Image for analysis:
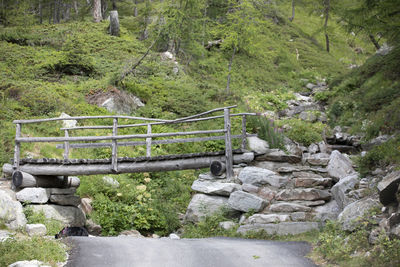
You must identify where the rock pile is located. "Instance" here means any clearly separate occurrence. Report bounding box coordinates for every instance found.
[184,140,363,235]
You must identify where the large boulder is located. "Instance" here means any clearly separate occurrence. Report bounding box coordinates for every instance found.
[0,189,27,230]
[338,198,382,231]
[247,136,269,154]
[228,191,267,212]
[238,167,288,188]
[27,204,86,227]
[59,112,77,128]
[275,188,331,201]
[327,150,356,181]
[377,171,400,206]
[305,153,330,166]
[25,224,47,236]
[314,200,341,222]
[191,180,240,196]
[331,174,359,210]
[237,222,320,235]
[16,188,50,204]
[184,194,236,223]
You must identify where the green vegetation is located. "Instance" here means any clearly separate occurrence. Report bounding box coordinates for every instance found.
[24,207,64,236]
[0,236,66,267]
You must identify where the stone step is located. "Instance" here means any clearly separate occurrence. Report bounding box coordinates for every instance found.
[269,202,311,212]
[294,177,332,188]
[275,188,331,201]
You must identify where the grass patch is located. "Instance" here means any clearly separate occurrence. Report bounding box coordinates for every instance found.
[24,207,64,236]
[0,236,66,267]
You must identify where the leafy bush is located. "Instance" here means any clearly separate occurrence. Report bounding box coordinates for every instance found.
[248,116,284,149]
[24,207,64,236]
[283,119,325,146]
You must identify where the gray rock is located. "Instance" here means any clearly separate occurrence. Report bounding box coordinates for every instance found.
[331,174,359,210]
[314,200,341,222]
[27,204,86,227]
[391,224,400,238]
[169,233,180,240]
[119,230,144,238]
[253,161,298,172]
[198,172,225,180]
[247,136,269,154]
[100,92,144,115]
[25,224,46,236]
[290,212,306,222]
[277,166,328,174]
[327,150,356,182]
[376,43,393,56]
[185,194,236,223]
[377,171,400,206]
[102,176,120,188]
[242,184,259,193]
[308,143,319,154]
[294,177,332,188]
[257,187,277,201]
[218,221,237,230]
[338,198,382,231]
[85,219,102,236]
[50,195,81,207]
[48,188,76,195]
[228,191,267,212]
[16,188,50,204]
[276,188,331,201]
[318,141,329,154]
[256,150,301,163]
[0,189,27,230]
[299,111,317,122]
[80,198,93,215]
[59,112,77,128]
[238,167,288,188]
[237,222,320,235]
[306,83,316,90]
[0,230,11,242]
[292,200,326,207]
[369,228,383,244]
[305,153,330,166]
[191,180,240,196]
[8,260,50,267]
[269,202,311,212]
[247,214,290,224]
[292,171,323,178]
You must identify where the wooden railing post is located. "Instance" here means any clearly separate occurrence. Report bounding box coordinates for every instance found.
[111,118,118,172]
[224,108,233,179]
[241,115,247,150]
[13,123,21,171]
[63,129,70,162]
[146,124,152,157]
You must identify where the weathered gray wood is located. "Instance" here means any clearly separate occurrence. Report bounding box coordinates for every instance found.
[210,161,226,176]
[11,153,254,176]
[13,123,21,170]
[168,105,237,123]
[13,115,171,125]
[17,129,226,143]
[63,129,70,161]
[111,118,118,172]
[146,124,152,157]
[55,134,258,149]
[3,164,80,188]
[241,115,247,150]
[224,108,233,179]
[60,113,258,131]
[109,10,120,36]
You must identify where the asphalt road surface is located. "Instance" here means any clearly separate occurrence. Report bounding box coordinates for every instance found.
[66,236,318,267]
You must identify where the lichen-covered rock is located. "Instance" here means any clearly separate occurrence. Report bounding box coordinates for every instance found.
[269,202,311,212]
[314,200,341,222]
[338,198,382,231]
[247,214,290,224]
[27,204,86,227]
[247,136,269,154]
[238,167,288,188]
[184,194,236,223]
[218,221,237,230]
[305,153,330,166]
[228,191,267,212]
[0,189,27,230]
[294,177,332,188]
[26,224,47,236]
[275,188,331,201]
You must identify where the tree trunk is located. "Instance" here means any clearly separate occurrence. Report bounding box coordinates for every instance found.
[369,34,381,50]
[109,10,120,36]
[226,46,237,94]
[323,0,330,53]
[289,0,295,22]
[101,0,107,19]
[93,0,102,22]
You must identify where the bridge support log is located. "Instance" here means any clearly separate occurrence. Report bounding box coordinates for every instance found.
[3,164,80,188]
[210,161,226,176]
[5,153,254,176]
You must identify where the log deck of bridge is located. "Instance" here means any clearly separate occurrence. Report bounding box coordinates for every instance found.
[9,106,259,184]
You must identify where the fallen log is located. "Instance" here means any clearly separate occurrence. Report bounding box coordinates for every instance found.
[2,164,80,188]
[210,161,226,176]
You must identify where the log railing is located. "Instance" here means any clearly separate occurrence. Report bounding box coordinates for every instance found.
[13,106,257,179]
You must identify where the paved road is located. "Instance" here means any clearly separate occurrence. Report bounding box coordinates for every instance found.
[66,236,318,267]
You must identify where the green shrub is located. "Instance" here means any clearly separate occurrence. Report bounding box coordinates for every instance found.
[283,119,325,146]
[248,116,285,149]
[0,236,66,267]
[24,207,64,236]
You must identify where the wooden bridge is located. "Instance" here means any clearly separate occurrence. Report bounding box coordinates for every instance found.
[6,106,258,186]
